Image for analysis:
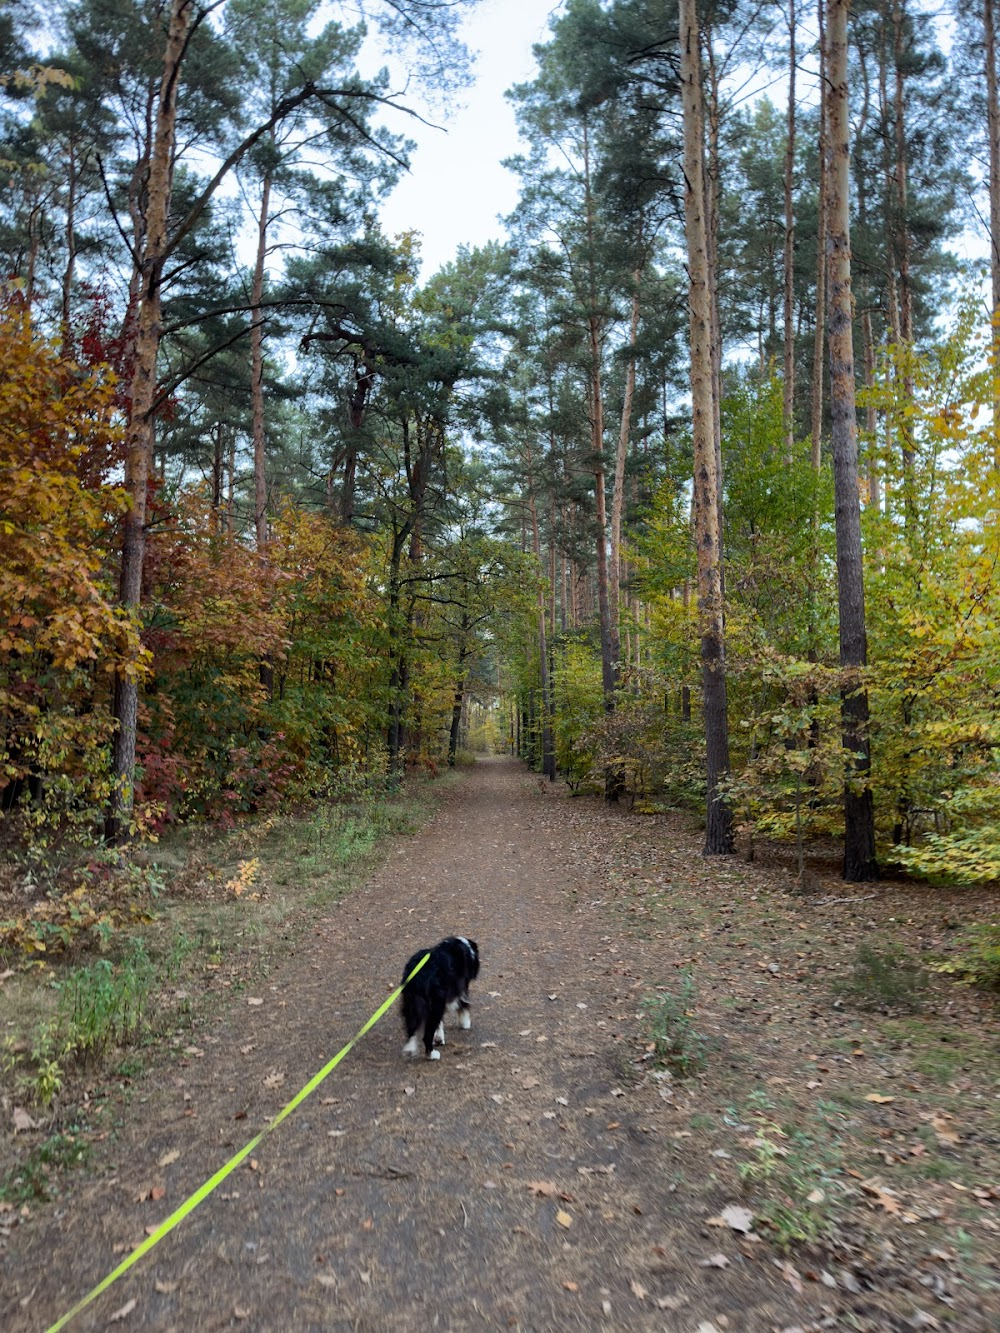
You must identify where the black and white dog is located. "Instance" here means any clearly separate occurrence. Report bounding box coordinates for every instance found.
[401,936,480,1060]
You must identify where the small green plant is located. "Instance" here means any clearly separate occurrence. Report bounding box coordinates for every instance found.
[55,940,154,1061]
[641,971,710,1076]
[834,939,927,1012]
[933,919,1000,991]
[735,1111,843,1251]
[0,1131,91,1205]
[738,1121,787,1184]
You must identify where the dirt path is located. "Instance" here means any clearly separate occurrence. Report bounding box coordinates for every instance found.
[3,758,998,1331]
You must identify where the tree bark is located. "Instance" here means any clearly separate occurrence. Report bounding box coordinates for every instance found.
[610,269,641,677]
[826,0,879,881]
[986,0,1000,459]
[250,167,274,696]
[810,0,828,468]
[680,0,734,855]
[107,0,193,844]
[783,0,797,460]
[251,169,272,554]
[528,483,556,781]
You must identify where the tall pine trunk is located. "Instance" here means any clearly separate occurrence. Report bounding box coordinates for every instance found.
[783,0,797,460]
[251,167,274,695]
[826,0,879,882]
[810,0,828,466]
[985,0,1000,458]
[680,0,733,855]
[107,0,192,843]
[610,269,641,677]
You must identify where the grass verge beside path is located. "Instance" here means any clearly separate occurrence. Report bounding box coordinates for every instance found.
[0,772,455,1211]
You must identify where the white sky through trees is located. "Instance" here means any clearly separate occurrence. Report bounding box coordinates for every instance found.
[371,0,551,274]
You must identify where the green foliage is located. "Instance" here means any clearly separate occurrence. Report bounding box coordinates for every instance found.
[0,1131,90,1205]
[933,920,1000,991]
[735,1103,843,1250]
[55,940,154,1061]
[862,306,1000,874]
[834,940,927,1012]
[640,972,710,1077]
[551,641,603,791]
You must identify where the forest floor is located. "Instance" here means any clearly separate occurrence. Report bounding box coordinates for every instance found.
[1,756,1000,1332]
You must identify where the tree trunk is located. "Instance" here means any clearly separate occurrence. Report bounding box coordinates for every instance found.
[61,140,78,359]
[680,0,734,855]
[783,0,797,460]
[610,270,641,677]
[892,0,916,519]
[251,169,272,553]
[528,487,556,781]
[703,28,725,568]
[810,0,828,467]
[986,0,1000,459]
[826,0,879,882]
[251,167,274,696]
[107,0,192,844]
[862,307,882,509]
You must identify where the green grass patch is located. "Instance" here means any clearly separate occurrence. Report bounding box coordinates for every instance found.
[0,1131,91,1205]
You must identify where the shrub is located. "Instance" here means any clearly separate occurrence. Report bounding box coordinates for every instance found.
[641,972,710,1076]
[835,939,927,1012]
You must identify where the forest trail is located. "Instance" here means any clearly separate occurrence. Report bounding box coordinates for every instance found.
[3,758,999,1332]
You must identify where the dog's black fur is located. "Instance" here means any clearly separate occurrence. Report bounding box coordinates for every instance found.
[401,936,480,1060]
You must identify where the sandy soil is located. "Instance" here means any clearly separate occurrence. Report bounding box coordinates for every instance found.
[2,757,998,1332]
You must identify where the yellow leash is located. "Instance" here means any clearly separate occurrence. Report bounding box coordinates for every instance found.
[45,952,429,1333]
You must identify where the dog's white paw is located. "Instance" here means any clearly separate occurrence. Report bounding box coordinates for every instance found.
[459,1010,471,1030]
[433,1024,446,1045]
[403,1036,420,1057]
[429,1049,441,1061]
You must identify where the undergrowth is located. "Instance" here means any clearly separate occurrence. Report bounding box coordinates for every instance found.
[641,971,711,1076]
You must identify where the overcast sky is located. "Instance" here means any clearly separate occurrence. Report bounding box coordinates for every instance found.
[374,0,553,276]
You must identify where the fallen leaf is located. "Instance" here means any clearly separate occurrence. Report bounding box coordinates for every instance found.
[655,1294,688,1311]
[860,1178,902,1214]
[865,1093,895,1104]
[555,1097,569,1106]
[556,1210,572,1228]
[563,1281,579,1292]
[157,1149,180,1168]
[109,1297,137,1322]
[707,1205,754,1233]
[247,997,264,1006]
[699,1253,730,1269]
[630,1279,648,1300]
[263,1070,285,1089]
[150,1186,166,1202]
[0,968,14,983]
[776,1259,804,1294]
[234,1304,250,1319]
[359,1271,371,1285]
[316,1274,337,1288]
[929,1114,960,1146]
[527,1181,559,1197]
[13,1108,40,1133]
[154,1280,177,1294]
[606,1122,621,1131]
[522,1076,540,1090]
[610,1088,625,1098]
